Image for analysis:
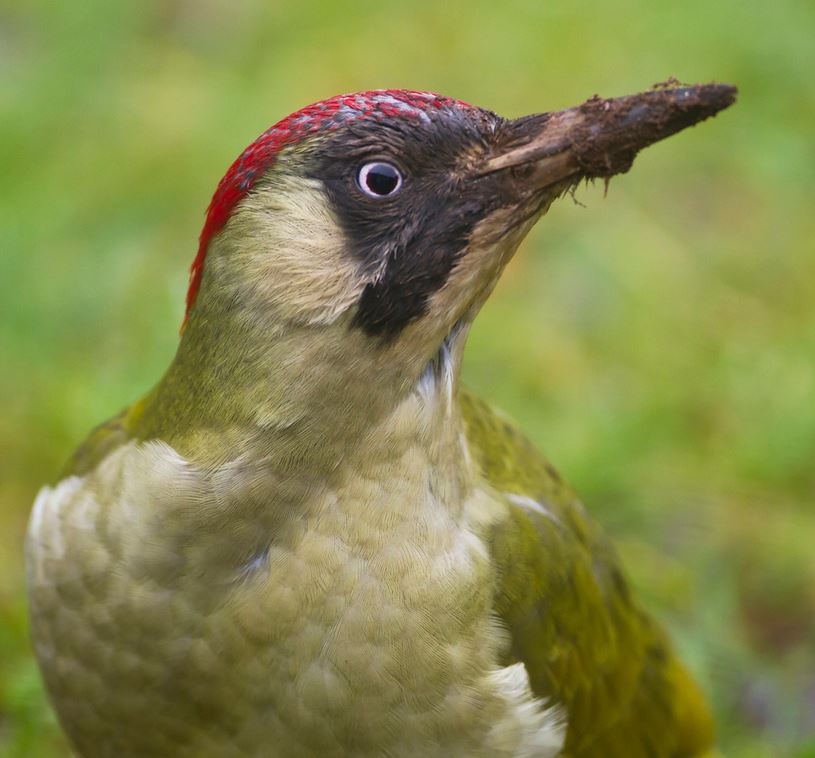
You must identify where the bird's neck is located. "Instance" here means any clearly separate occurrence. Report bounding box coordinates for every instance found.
[138,306,471,493]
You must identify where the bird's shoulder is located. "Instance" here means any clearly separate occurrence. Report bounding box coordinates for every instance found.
[458,386,715,758]
[59,392,154,480]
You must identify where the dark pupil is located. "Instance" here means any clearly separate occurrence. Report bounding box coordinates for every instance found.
[365,164,399,195]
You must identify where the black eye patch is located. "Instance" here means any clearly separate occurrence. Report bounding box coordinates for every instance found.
[305,109,504,340]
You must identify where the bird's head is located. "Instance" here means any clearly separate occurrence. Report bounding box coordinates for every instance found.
[163,85,735,449]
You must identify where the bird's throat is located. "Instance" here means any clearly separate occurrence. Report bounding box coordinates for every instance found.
[415,319,467,405]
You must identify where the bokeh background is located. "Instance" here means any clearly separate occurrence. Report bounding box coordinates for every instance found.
[2,0,813,755]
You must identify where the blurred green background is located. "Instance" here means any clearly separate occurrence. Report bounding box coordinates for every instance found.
[1,0,813,755]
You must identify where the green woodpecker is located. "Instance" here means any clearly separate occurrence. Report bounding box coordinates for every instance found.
[27,84,736,757]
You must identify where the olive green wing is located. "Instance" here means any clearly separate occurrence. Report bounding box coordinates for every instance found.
[459,387,715,758]
[61,392,152,479]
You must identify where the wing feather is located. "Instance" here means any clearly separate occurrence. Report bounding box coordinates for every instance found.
[459,387,715,757]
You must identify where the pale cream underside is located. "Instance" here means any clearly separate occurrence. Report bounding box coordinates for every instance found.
[27,385,564,757]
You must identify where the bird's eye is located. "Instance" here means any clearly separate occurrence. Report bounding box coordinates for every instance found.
[356,162,403,198]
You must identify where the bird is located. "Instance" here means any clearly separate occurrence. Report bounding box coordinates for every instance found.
[26,83,736,757]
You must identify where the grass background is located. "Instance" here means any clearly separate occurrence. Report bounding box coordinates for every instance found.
[1,0,813,755]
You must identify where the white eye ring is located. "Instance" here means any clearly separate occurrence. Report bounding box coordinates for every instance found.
[356,161,403,198]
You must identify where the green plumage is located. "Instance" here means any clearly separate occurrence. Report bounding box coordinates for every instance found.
[55,386,715,756]
[460,388,714,756]
[28,85,734,756]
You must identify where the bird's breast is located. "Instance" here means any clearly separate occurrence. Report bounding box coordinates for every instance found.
[27,435,561,756]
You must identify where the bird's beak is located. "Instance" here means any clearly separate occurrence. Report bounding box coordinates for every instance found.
[480,82,737,190]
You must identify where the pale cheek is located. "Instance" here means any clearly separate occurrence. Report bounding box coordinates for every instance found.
[213,177,366,327]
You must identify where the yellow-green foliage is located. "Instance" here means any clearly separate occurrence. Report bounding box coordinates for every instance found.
[2,1,813,756]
